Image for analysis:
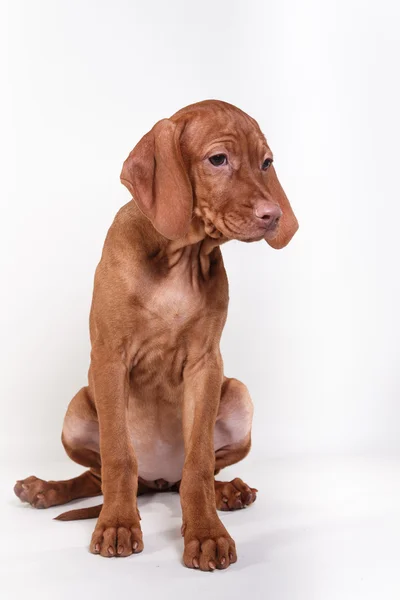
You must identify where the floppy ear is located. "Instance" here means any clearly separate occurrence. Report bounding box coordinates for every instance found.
[265,166,299,249]
[120,119,193,240]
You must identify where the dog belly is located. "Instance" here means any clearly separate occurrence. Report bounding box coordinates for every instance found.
[128,390,186,485]
[134,435,185,484]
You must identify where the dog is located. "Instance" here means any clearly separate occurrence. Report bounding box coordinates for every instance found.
[14,100,298,571]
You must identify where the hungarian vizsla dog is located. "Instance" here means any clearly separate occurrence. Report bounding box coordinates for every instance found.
[14,100,298,571]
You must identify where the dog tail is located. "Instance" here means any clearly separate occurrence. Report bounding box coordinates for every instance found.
[54,503,103,521]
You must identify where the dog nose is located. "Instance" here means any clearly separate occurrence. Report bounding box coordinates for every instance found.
[254,202,282,229]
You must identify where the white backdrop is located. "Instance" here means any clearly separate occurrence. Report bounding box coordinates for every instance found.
[1,0,400,464]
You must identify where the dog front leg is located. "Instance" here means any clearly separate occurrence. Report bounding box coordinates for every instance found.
[180,352,237,571]
[88,354,143,557]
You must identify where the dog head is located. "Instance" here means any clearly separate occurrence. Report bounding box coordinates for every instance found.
[121,100,298,248]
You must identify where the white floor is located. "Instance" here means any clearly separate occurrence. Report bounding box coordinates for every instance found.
[1,456,400,600]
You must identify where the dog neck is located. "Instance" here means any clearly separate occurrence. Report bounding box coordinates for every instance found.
[155,215,227,279]
[120,201,226,279]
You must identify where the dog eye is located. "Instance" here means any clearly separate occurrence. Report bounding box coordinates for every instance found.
[262,158,273,170]
[209,154,227,166]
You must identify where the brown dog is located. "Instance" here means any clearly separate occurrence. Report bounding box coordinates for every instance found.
[14,100,298,571]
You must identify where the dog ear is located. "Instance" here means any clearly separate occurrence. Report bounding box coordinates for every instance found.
[120,119,193,240]
[265,166,299,249]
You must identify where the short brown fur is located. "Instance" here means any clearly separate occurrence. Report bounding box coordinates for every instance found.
[14,100,298,571]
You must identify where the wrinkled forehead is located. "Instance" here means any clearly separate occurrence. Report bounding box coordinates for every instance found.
[171,102,268,157]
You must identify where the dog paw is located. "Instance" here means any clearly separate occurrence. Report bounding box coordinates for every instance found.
[90,516,143,557]
[215,477,257,511]
[14,476,63,508]
[183,520,237,571]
